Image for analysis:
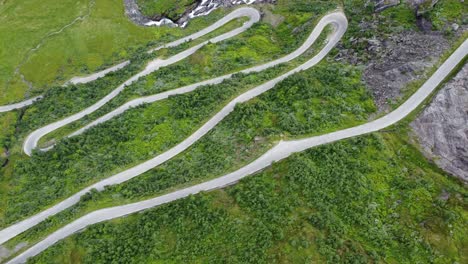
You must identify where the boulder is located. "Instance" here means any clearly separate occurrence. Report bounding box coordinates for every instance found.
[411,64,468,182]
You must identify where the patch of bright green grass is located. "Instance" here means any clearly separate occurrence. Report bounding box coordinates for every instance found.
[0,0,90,104]
[430,0,467,30]
[381,3,417,30]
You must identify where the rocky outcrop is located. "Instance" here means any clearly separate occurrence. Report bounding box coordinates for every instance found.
[338,0,466,110]
[411,64,468,182]
[362,31,450,110]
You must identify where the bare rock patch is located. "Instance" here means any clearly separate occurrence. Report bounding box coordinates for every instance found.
[411,64,468,182]
[362,31,450,110]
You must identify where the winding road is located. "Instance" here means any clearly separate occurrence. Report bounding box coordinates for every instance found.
[1,7,467,264]
[0,8,259,121]
[0,9,342,247]
[52,11,345,145]
[22,7,261,156]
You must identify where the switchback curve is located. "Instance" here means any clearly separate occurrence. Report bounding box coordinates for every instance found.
[0,7,260,115]
[46,10,348,150]
[7,37,467,264]
[4,8,467,263]
[0,10,346,247]
[22,7,261,156]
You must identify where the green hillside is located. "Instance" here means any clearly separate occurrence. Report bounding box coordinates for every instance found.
[0,0,466,263]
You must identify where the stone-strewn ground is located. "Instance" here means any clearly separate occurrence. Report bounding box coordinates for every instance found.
[337,0,465,111]
[411,64,468,182]
[335,0,467,181]
[362,31,450,110]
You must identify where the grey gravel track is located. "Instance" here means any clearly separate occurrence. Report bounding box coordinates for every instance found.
[4,12,468,264]
[0,61,129,113]
[67,61,131,85]
[22,7,260,156]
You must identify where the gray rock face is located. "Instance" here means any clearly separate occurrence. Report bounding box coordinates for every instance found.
[373,0,440,14]
[411,64,468,182]
[363,31,450,110]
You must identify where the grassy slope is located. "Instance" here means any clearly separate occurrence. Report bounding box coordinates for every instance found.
[4,0,464,228]
[0,0,90,104]
[1,59,374,244]
[429,0,467,30]
[0,0,227,105]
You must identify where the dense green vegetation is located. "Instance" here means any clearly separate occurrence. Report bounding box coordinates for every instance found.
[0,59,377,256]
[2,59,374,228]
[0,0,337,228]
[2,66,283,226]
[27,12,324,147]
[28,132,467,263]
[18,17,247,138]
[82,62,374,201]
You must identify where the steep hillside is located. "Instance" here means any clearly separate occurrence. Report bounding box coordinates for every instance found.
[0,0,466,263]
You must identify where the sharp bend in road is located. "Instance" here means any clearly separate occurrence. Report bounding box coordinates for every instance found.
[22,7,260,156]
[6,39,468,264]
[71,6,269,85]
[0,7,259,120]
[60,10,352,145]
[0,11,345,247]
[7,38,468,264]
[4,12,468,264]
